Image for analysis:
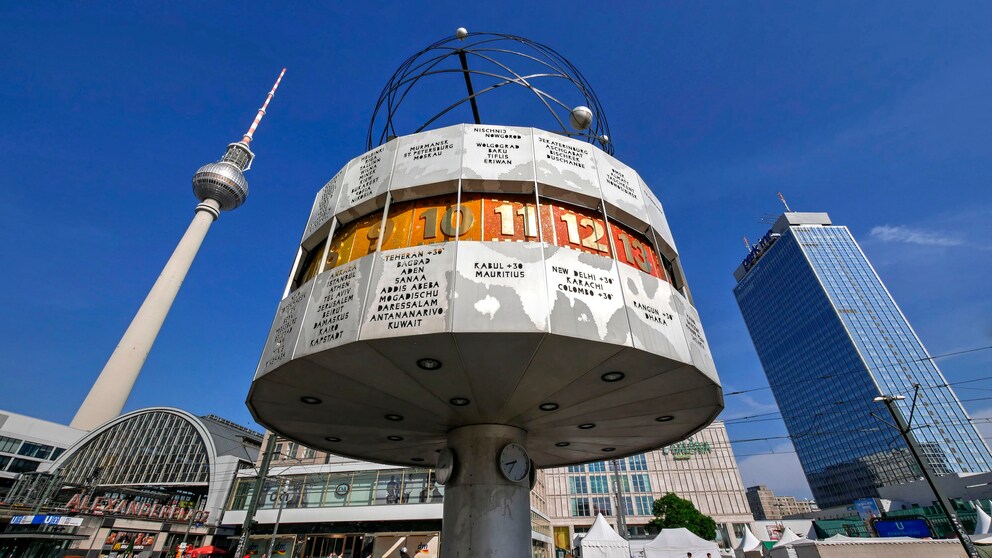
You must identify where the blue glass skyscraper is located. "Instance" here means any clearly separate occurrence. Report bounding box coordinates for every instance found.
[733,212,992,508]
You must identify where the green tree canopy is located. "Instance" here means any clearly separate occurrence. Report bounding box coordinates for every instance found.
[650,492,717,540]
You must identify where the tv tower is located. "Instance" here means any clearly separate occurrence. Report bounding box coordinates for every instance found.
[70,69,286,430]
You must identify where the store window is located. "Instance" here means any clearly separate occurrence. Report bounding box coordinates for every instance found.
[302,473,328,507]
[349,472,377,506]
[376,472,404,505]
[403,470,430,504]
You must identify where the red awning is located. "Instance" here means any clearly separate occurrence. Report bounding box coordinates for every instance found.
[189,546,228,556]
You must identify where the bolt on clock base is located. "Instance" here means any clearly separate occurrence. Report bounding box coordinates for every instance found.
[441,424,531,558]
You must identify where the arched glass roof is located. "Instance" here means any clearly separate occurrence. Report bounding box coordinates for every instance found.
[56,409,211,487]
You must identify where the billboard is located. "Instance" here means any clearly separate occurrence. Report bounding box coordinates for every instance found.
[872,516,933,539]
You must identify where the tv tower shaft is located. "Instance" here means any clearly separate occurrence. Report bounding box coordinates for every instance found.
[70,70,285,430]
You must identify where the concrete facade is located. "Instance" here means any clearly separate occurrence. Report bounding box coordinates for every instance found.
[0,410,86,496]
[541,421,753,550]
[747,485,819,520]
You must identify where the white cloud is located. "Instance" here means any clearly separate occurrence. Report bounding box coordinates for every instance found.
[869,225,964,247]
[735,441,814,501]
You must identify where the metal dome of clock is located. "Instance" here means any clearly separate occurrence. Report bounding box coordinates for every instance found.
[247,28,723,558]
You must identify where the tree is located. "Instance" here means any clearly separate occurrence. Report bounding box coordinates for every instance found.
[650,492,717,540]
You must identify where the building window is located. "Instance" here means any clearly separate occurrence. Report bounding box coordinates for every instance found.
[622,496,634,515]
[569,477,588,494]
[590,475,609,494]
[571,498,591,517]
[7,458,40,473]
[0,436,21,454]
[591,496,612,516]
[588,461,606,472]
[631,474,651,492]
[17,442,54,460]
[627,454,648,471]
[568,464,585,473]
[635,495,654,516]
[0,455,10,470]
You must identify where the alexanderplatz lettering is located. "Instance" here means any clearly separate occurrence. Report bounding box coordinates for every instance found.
[65,493,209,523]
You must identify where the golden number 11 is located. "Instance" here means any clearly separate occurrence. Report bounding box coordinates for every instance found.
[494,204,538,237]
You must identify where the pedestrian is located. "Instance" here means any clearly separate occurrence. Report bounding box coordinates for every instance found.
[399,547,411,558]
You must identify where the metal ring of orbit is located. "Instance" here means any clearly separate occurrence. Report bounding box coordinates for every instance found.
[367,31,613,155]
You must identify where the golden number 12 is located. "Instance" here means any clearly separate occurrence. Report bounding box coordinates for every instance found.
[562,213,608,253]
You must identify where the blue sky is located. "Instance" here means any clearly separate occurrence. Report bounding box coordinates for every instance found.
[2,2,990,499]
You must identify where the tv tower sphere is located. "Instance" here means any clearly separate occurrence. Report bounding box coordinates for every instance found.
[192,158,250,211]
[248,32,720,558]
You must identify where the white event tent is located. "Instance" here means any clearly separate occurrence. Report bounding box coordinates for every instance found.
[768,527,807,558]
[643,528,720,558]
[580,514,631,558]
[734,525,763,558]
[975,505,992,536]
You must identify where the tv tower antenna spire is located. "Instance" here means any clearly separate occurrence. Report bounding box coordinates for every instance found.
[71,69,286,430]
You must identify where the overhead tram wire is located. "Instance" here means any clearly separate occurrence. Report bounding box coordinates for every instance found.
[720,344,992,427]
[722,344,992,398]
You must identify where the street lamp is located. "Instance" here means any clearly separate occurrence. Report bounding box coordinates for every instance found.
[872,392,978,557]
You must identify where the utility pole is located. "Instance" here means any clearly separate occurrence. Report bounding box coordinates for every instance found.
[234,435,278,558]
[873,391,978,558]
[610,459,628,539]
[180,494,204,554]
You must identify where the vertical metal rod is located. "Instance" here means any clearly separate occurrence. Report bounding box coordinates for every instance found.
[267,480,287,558]
[610,459,628,539]
[878,396,978,557]
[180,494,203,552]
[234,435,278,558]
[457,51,482,124]
[31,472,58,515]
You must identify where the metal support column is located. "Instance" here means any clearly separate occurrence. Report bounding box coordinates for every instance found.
[442,425,531,558]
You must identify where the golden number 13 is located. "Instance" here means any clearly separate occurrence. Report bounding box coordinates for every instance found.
[617,231,653,273]
[560,213,609,253]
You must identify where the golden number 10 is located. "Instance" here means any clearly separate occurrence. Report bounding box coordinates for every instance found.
[420,205,475,238]
[617,230,653,273]
[560,213,609,253]
[494,204,538,237]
